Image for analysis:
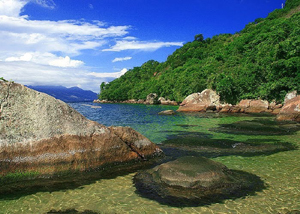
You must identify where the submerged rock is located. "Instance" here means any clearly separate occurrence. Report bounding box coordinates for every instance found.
[160,135,297,159]
[211,119,300,135]
[158,110,176,115]
[134,156,264,206]
[177,89,220,112]
[0,82,162,181]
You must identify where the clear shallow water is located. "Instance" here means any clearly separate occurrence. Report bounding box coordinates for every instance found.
[1,103,299,214]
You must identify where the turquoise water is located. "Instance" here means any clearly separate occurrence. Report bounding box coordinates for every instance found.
[0,103,299,214]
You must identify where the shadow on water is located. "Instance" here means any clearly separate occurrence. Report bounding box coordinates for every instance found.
[211,118,300,136]
[160,135,297,159]
[0,158,162,201]
[175,124,201,128]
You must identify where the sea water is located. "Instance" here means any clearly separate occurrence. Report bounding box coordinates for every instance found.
[0,103,299,214]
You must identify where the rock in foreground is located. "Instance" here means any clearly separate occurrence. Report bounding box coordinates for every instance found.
[134,156,264,206]
[0,82,162,181]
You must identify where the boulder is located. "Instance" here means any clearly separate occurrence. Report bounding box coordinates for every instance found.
[134,156,264,206]
[219,104,232,113]
[158,110,176,115]
[238,99,251,109]
[158,97,178,106]
[238,99,269,113]
[93,99,101,103]
[269,101,282,110]
[145,93,160,105]
[229,106,241,113]
[277,96,300,122]
[177,89,220,112]
[0,82,162,179]
[284,90,297,104]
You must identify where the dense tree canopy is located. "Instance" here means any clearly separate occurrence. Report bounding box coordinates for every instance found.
[100,0,300,104]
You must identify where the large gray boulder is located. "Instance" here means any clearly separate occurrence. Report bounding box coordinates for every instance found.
[0,82,162,180]
[134,156,264,206]
[177,89,220,112]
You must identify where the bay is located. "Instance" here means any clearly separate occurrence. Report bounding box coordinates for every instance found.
[0,102,299,214]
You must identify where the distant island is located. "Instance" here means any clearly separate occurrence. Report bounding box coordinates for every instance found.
[99,0,300,105]
[27,85,98,102]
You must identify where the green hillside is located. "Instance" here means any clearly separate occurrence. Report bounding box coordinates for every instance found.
[100,0,300,104]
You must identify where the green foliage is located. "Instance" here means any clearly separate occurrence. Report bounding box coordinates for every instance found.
[194,34,204,42]
[0,77,8,82]
[100,1,300,104]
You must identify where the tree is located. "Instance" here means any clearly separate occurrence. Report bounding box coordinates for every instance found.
[194,34,204,42]
[100,82,106,91]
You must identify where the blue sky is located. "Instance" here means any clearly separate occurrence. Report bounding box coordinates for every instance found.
[0,0,284,92]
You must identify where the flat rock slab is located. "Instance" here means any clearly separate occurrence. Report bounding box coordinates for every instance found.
[134,156,264,206]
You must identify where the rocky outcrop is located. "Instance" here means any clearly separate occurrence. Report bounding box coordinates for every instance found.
[158,97,179,106]
[237,99,270,113]
[284,90,297,104]
[134,156,264,206]
[94,96,178,106]
[177,90,284,114]
[277,95,300,122]
[177,89,220,112]
[145,93,159,105]
[0,82,162,179]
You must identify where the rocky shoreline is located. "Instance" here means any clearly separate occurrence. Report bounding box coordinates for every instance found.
[94,93,179,106]
[94,89,300,122]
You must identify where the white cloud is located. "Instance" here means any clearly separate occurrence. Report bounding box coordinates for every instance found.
[0,0,27,17]
[103,40,184,52]
[4,52,84,68]
[5,52,33,61]
[87,68,128,78]
[112,56,132,63]
[49,56,84,68]
[33,0,56,9]
[123,36,137,40]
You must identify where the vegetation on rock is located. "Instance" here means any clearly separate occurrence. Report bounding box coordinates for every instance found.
[99,0,300,104]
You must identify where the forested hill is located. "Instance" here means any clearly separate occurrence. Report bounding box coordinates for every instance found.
[99,0,300,104]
